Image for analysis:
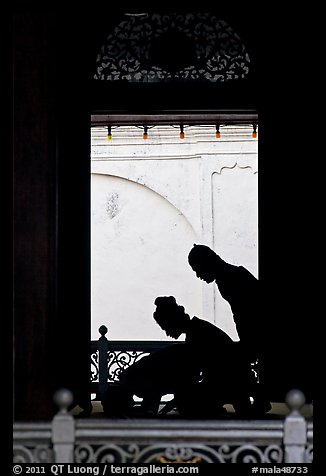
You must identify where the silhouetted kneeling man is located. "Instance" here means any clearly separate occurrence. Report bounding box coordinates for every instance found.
[152,296,255,417]
[188,244,271,415]
[102,295,255,418]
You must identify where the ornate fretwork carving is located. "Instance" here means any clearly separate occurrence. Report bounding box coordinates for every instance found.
[91,339,182,385]
[75,443,283,464]
[107,350,149,382]
[91,349,149,383]
[13,445,54,463]
[94,13,250,83]
[90,350,99,382]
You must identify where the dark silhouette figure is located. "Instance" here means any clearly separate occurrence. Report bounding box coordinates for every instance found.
[151,296,255,417]
[101,295,255,418]
[119,342,199,416]
[102,339,200,417]
[188,243,271,414]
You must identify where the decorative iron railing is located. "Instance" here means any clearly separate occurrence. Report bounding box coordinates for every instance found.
[13,388,313,464]
[13,422,54,463]
[90,325,185,400]
[14,326,313,465]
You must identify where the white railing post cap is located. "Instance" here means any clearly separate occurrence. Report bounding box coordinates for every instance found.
[285,389,306,413]
[53,388,74,413]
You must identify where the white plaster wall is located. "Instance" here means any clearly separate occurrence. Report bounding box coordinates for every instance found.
[212,166,258,339]
[91,173,202,341]
[91,125,258,342]
[92,157,202,237]
[212,166,258,275]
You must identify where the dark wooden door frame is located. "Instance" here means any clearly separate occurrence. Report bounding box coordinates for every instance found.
[12,11,312,422]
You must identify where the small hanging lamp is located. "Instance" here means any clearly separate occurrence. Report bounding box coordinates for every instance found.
[143,125,148,140]
[252,123,257,138]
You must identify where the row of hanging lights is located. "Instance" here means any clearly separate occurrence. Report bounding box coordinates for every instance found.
[106,124,258,141]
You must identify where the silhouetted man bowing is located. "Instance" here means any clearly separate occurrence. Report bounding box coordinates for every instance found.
[188,244,271,415]
[102,295,256,418]
[152,296,254,417]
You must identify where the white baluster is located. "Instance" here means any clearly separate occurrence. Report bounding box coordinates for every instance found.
[52,388,75,463]
[284,389,307,463]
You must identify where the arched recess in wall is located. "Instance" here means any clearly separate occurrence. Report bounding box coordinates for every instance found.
[91,173,202,340]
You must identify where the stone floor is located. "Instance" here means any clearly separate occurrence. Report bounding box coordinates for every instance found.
[71,399,313,420]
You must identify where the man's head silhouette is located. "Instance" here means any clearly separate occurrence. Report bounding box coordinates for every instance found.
[153,296,190,339]
[188,244,222,283]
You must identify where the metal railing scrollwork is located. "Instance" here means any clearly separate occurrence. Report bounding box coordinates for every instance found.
[13,388,313,464]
